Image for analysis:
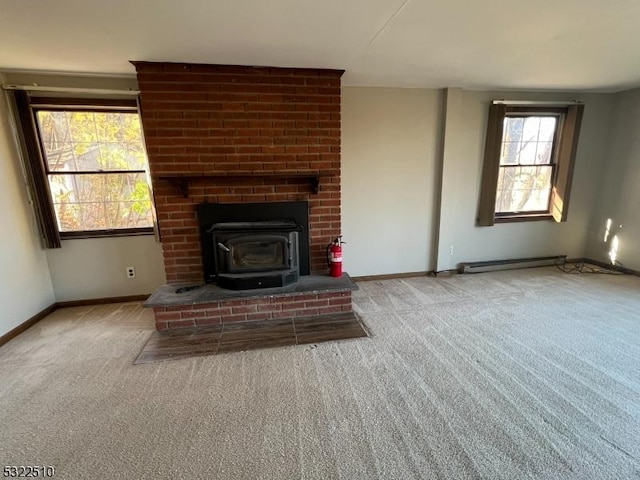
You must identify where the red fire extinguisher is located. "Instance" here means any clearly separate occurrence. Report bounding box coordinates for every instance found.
[327,236,345,278]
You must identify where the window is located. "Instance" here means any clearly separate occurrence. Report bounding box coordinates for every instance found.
[478,103,584,226]
[9,92,154,243]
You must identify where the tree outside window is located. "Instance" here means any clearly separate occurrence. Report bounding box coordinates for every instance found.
[34,107,153,235]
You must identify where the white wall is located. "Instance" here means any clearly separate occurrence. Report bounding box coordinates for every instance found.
[342,87,443,276]
[586,88,640,270]
[46,236,165,302]
[0,82,56,336]
[436,89,615,271]
[2,71,166,304]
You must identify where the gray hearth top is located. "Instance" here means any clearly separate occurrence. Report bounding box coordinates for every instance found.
[144,273,358,308]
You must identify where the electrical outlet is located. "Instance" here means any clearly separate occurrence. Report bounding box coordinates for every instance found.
[449,245,454,256]
[126,266,136,279]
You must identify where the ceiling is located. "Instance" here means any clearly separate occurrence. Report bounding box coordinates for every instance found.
[2,0,640,91]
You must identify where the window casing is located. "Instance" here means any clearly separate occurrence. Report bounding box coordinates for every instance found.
[478,104,584,226]
[10,93,154,243]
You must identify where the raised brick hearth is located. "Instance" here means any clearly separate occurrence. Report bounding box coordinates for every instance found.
[153,291,352,330]
[135,61,351,331]
[145,274,358,331]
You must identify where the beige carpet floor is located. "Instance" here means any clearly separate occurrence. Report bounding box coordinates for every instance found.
[1,267,639,479]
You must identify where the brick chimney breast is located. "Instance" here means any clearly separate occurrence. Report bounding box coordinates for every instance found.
[132,62,344,283]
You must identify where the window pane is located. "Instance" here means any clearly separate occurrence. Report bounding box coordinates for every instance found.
[36,111,146,172]
[495,165,553,213]
[538,117,557,142]
[48,173,153,231]
[500,116,557,166]
[534,141,554,165]
[500,117,523,165]
[518,136,539,165]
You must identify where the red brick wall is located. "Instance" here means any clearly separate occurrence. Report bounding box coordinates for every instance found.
[134,62,343,283]
[153,291,352,331]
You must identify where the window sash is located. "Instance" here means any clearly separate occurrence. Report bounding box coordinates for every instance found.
[48,170,146,175]
[494,164,556,215]
[30,97,137,110]
[501,113,561,168]
[47,170,153,234]
[60,227,154,239]
[34,108,146,174]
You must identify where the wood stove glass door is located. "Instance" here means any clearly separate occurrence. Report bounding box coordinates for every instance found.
[224,235,289,273]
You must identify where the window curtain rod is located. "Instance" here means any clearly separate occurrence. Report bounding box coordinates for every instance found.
[492,100,582,106]
[2,84,140,96]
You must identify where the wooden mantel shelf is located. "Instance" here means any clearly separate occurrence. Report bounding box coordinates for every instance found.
[155,171,335,197]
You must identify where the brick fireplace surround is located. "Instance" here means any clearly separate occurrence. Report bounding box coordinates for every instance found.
[134,62,354,331]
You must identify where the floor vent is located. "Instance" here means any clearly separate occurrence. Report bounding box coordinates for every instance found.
[459,255,566,274]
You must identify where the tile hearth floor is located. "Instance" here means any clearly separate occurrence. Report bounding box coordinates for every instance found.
[135,312,368,364]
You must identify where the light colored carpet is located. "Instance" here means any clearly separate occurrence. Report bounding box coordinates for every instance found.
[1,267,639,479]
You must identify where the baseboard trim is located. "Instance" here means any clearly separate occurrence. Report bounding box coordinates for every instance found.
[582,258,640,277]
[565,257,585,264]
[56,294,151,308]
[0,303,56,347]
[0,294,152,347]
[351,271,430,282]
[434,269,458,277]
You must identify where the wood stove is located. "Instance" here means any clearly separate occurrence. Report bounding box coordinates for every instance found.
[209,221,301,290]
[196,201,310,290]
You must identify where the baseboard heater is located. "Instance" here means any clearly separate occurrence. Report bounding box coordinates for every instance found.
[459,255,566,274]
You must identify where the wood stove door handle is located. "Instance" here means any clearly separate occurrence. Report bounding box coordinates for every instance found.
[217,242,231,252]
